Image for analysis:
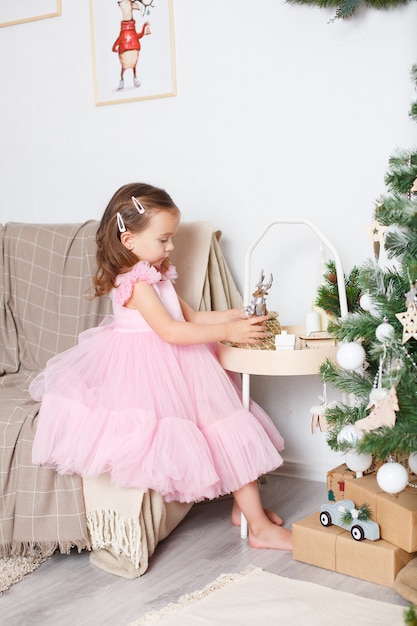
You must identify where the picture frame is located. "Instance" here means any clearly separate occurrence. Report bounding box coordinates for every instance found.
[89,0,176,107]
[0,0,62,28]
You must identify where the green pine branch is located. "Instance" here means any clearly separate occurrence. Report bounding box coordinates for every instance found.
[409,64,417,123]
[285,0,410,19]
[364,0,408,5]
[384,150,417,195]
[315,260,361,317]
[321,358,372,397]
[340,503,373,525]
[376,194,417,229]
[333,0,362,19]
[405,604,417,625]
[358,428,417,459]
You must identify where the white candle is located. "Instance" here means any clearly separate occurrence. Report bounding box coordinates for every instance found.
[305,311,321,337]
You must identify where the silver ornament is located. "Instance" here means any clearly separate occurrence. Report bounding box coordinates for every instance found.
[375,319,395,342]
[337,424,361,444]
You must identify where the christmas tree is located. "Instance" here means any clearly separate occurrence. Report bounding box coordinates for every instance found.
[320,65,417,480]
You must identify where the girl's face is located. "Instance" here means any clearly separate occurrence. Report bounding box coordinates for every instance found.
[122,210,180,267]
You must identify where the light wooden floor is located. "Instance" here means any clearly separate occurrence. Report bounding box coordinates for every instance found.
[1,475,410,626]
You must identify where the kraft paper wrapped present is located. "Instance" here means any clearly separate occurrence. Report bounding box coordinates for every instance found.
[293,513,345,571]
[293,513,417,588]
[326,464,357,501]
[345,473,417,553]
[326,462,383,502]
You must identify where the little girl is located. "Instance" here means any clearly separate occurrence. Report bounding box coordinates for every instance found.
[30,182,292,551]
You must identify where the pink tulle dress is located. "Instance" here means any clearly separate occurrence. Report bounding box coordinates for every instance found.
[30,262,284,503]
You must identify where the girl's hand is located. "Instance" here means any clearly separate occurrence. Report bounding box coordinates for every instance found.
[225,315,270,344]
[227,308,251,321]
[224,308,262,322]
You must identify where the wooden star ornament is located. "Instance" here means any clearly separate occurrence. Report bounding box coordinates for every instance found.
[366,220,387,244]
[366,219,387,261]
[396,302,417,343]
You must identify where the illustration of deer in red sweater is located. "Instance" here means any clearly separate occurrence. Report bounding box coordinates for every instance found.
[113,0,152,90]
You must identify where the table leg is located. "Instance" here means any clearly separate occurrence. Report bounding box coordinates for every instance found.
[240,372,250,539]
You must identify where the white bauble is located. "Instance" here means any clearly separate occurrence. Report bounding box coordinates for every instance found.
[345,451,372,477]
[359,293,373,312]
[336,342,366,371]
[375,321,395,342]
[408,453,417,475]
[376,461,408,494]
[337,424,362,444]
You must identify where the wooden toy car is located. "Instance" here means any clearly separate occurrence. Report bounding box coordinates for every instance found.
[319,499,380,541]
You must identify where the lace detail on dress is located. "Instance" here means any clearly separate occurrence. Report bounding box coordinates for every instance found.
[115,262,177,305]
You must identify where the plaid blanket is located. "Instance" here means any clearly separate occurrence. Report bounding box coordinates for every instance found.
[0,221,111,557]
[0,220,242,559]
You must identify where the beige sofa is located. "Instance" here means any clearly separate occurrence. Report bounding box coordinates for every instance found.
[0,220,241,577]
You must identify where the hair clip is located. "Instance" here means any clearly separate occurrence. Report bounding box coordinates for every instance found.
[116,212,126,233]
[132,196,146,214]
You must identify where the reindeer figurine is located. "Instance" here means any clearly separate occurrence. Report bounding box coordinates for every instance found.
[244,270,273,317]
[112,0,152,91]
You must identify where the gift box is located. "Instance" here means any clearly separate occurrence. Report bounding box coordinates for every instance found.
[326,461,384,502]
[293,513,345,571]
[326,464,357,501]
[293,513,417,587]
[345,473,417,553]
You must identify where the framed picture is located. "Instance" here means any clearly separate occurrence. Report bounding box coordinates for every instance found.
[90,0,176,106]
[0,0,61,28]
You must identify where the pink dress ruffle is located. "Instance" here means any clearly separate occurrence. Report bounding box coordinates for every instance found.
[30,261,284,503]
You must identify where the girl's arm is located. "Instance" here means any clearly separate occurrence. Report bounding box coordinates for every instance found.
[178,296,245,325]
[127,281,269,346]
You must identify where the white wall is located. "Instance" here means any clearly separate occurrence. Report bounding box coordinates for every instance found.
[1,0,417,481]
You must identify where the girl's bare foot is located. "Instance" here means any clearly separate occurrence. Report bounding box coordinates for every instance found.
[231,481,290,549]
[232,503,283,527]
[248,522,293,551]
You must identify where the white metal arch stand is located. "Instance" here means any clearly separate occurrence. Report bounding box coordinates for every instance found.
[218,219,348,539]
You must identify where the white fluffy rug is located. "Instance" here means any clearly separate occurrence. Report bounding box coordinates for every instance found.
[0,551,48,595]
[129,566,407,625]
